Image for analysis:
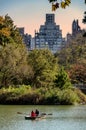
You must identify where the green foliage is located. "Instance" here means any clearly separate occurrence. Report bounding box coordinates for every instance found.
[56,33,86,67]
[55,67,72,89]
[8,85,31,95]
[0,86,85,105]
[60,89,80,105]
[0,43,33,88]
[56,33,86,84]
[28,49,58,88]
[0,14,23,46]
[75,88,86,104]
[0,15,33,88]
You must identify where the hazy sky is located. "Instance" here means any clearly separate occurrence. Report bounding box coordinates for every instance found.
[0,0,86,37]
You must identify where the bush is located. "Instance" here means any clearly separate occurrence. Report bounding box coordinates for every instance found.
[0,85,86,105]
[60,89,80,105]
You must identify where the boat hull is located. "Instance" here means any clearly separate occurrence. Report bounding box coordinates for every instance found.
[25,116,36,120]
[25,115,46,120]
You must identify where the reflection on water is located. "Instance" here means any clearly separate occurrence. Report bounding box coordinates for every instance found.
[0,105,86,130]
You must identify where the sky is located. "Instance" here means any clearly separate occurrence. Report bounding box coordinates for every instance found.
[0,0,86,37]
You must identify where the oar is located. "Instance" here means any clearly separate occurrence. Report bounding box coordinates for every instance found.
[17,112,29,115]
[41,113,53,115]
[17,112,52,116]
[48,113,53,115]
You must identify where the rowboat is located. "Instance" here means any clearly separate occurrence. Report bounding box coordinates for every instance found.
[25,115,46,120]
[25,116,36,120]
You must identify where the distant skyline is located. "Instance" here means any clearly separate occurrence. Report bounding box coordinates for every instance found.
[0,0,86,37]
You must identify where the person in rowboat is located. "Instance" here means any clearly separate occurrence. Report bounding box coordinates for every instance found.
[31,110,36,117]
[35,109,39,116]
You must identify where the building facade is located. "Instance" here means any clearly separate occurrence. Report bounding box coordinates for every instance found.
[18,27,31,50]
[35,14,65,53]
[72,19,81,36]
[67,19,82,42]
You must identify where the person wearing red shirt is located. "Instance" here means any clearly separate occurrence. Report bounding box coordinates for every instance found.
[31,111,36,117]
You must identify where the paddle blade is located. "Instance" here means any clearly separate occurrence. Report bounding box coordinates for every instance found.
[17,112,22,114]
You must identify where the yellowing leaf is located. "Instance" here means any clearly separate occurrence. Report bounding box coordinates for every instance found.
[61,2,66,9]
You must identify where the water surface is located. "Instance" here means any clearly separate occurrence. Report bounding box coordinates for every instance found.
[0,105,86,130]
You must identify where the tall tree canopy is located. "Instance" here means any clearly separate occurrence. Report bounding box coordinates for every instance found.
[0,15,33,88]
[56,33,86,84]
[0,43,32,87]
[28,49,58,88]
[0,14,23,46]
[56,33,86,67]
[55,67,72,89]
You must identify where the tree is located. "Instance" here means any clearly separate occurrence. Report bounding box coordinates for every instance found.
[68,62,86,84]
[56,33,86,68]
[0,43,32,88]
[55,33,86,85]
[28,49,58,88]
[55,67,72,89]
[0,15,33,87]
[0,14,23,46]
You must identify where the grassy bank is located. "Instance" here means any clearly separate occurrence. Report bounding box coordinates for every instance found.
[0,85,86,105]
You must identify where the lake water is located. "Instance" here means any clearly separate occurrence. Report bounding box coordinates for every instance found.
[0,105,86,130]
